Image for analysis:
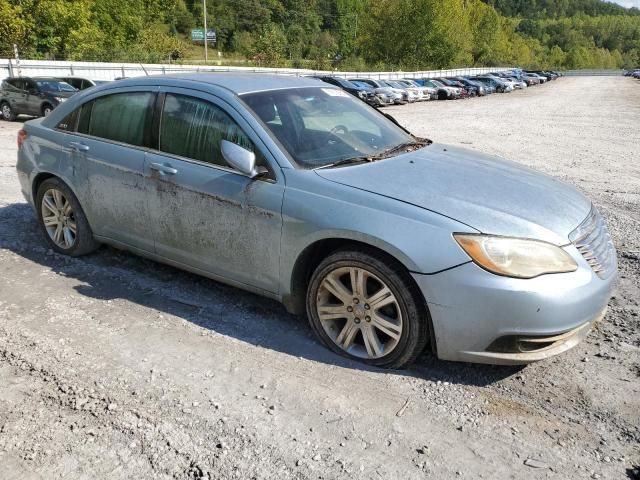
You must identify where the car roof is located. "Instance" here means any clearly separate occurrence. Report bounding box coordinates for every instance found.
[32,77,71,82]
[111,73,328,95]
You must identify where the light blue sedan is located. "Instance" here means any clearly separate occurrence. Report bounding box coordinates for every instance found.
[14,74,617,368]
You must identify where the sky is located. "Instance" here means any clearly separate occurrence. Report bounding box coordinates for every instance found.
[609,0,640,8]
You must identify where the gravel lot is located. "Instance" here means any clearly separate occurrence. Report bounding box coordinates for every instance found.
[0,76,638,480]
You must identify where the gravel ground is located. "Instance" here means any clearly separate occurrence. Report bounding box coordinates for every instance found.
[0,76,638,480]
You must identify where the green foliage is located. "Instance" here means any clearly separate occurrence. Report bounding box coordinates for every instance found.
[0,0,26,56]
[3,0,640,70]
[252,23,287,67]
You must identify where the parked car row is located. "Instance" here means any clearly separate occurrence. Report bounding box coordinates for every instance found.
[625,69,640,79]
[313,69,562,106]
[0,76,108,121]
[2,69,563,121]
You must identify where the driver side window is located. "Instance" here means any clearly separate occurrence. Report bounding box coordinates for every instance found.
[159,93,264,170]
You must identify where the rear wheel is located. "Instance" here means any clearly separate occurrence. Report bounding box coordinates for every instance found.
[306,249,429,369]
[36,178,99,256]
[42,104,53,117]
[1,102,16,121]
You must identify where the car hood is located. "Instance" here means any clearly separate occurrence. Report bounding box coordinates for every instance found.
[315,144,591,245]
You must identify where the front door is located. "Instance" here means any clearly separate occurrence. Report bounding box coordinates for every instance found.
[144,90,284,293]
[22,79,41,116]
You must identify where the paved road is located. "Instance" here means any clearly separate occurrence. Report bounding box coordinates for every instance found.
[0,76,638,479]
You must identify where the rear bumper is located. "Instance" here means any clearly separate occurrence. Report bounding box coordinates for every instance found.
[412,247,616,364]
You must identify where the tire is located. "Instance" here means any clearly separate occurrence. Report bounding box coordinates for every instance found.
[42,103,53,117]
[1,102,16,121]
[36,177,99,256]
[306,249,430,369]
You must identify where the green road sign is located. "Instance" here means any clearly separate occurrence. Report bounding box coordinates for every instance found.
[191,28,205,41]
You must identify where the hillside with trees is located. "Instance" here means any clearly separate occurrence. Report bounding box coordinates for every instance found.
[1,0,639,70]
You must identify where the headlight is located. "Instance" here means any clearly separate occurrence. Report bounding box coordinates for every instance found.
[454,234,578,279]
[54,97,66,103]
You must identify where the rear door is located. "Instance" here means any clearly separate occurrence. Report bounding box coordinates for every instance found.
[143,89,285,293]
[6,79,27,113]
[67,89,157,252]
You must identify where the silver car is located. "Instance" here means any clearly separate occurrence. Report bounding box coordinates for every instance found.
[15,74,616,368]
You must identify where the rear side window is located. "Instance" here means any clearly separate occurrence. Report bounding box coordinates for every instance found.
[56,108,79,131]
[159,93,257,167]
[6,79,24,91]
[77,101,93,134]
[87,92,154,146]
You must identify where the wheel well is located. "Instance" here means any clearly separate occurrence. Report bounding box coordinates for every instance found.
[41,102,53,115]
[285,238,437,354]
[32,172,56,203]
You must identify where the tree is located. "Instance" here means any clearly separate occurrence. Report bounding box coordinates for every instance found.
[0,0,26,56]
[252,23,287,66]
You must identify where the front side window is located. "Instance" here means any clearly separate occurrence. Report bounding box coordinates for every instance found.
[242,87,414,169]
[159,93,257,168]
[87,92,154,146]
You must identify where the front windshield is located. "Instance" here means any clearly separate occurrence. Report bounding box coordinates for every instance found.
[36,80,77,92]
[242,87,415,169]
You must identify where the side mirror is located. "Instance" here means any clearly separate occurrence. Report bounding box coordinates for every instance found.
[221,139,258,178]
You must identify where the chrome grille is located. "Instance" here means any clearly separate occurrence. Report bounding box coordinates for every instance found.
[569,207,616,279]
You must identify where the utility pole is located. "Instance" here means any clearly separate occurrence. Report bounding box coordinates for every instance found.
[203,0,208,63]
[354,14,358,39]
[13,44,21,77]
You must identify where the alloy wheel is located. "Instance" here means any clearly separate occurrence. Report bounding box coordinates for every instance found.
[316,266,403,359]
[41,188,77,249]
[1,104,11,119]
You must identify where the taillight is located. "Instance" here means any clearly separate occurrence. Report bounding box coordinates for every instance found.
[17,129,27,149]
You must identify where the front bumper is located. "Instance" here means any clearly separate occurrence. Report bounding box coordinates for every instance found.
[412,246,616,365]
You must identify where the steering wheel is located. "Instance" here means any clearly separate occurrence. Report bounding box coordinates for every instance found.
[330,124,349,136]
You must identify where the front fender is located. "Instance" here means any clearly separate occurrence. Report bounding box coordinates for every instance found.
[279,169,477,301]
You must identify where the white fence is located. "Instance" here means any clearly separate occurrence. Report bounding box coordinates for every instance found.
[0,58,514,81]
[560,69,624,76]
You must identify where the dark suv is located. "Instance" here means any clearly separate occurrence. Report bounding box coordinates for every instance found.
[0,77,78,121]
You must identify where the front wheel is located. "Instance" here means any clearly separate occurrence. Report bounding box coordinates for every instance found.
[306,249,430,369]
[42,104,53,117]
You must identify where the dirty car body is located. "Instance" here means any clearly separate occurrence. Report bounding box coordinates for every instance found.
[16,74,617,367]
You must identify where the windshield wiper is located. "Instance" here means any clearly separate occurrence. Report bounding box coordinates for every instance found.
[316,138,432,170]
[366,138,431,161]
[316,157,372,170]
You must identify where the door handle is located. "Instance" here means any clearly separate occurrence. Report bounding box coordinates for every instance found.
[68,141,89,152]
[150,162,178,175]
